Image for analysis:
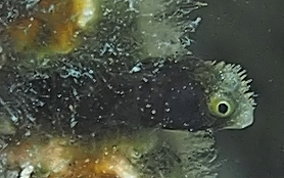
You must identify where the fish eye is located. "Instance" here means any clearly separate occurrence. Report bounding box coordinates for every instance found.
[208,96,234,118]
[217,101,230,115]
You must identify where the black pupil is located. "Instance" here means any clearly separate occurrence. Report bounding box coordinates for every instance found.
[218,103,229,114]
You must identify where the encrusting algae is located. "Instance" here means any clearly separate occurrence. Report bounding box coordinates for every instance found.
[2,132,157,178]
[6,0,101,57]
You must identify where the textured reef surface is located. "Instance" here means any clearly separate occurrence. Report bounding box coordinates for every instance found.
[0,0,256,177]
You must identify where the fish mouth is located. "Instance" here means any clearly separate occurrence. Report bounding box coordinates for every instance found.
[223,119,254,130]
[221,106,255,130]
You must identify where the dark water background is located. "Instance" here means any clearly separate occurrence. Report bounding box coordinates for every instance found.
[191,0,284,177]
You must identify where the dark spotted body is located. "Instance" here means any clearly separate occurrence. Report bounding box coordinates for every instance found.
[0,57,217,136]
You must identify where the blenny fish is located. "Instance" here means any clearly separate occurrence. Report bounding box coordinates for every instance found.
[0,55,255,136]
[0,55,255,177]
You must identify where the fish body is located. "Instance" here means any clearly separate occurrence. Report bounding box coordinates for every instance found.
[0,56,255,136]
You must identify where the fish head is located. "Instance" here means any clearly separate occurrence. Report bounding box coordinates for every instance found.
[193,60,256,130]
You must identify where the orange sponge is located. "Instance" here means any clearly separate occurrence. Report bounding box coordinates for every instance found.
[7,0,100,56]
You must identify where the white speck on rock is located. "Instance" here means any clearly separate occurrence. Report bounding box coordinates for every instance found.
[145,104,151,108]
[20,164,34,178]
[130,63,142,73]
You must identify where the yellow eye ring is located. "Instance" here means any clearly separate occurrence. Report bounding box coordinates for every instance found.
[208,96,234,118]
